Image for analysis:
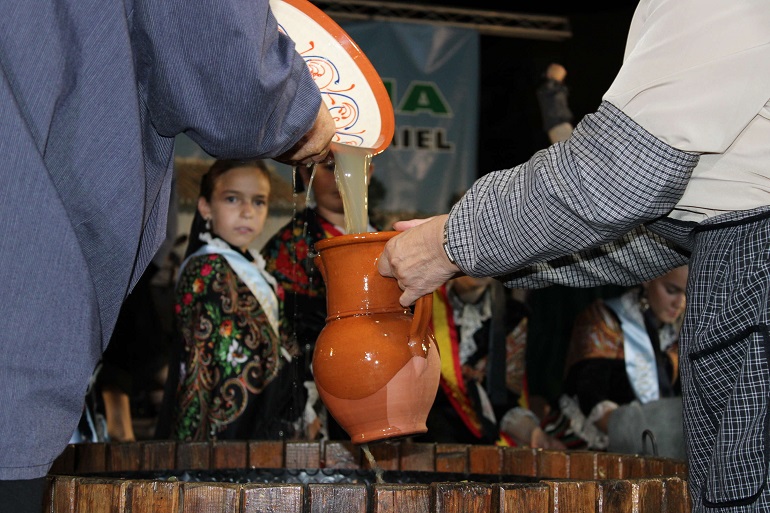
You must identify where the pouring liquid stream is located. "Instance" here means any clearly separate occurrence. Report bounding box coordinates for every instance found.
[305,143,386,458]
[331,143,388,466]
[361,443,385,484]
[330,142,373,234]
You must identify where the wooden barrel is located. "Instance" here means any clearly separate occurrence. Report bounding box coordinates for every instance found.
[46,441,689,512]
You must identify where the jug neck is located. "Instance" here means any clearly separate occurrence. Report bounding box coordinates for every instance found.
[314,233,406,318]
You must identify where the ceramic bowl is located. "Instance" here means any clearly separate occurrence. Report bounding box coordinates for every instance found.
[270,0,395,154]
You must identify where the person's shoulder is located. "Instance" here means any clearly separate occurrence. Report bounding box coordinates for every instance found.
[176,254,233,306]
[181,253,230,275]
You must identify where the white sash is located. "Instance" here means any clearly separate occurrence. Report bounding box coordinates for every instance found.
[605,295,659,404]
[179,238,280,338]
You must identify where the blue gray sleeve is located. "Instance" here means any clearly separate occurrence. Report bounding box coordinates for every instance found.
[445,101,700,285]
[129,0,321,158]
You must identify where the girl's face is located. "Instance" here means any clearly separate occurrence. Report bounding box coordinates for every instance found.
[644,265,688,325]
[198,166,270,252]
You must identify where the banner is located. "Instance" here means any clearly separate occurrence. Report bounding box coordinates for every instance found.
[341,21,479,217]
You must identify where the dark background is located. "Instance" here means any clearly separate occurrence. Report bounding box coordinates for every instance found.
[381,0,641,173]
[472,1,638,174]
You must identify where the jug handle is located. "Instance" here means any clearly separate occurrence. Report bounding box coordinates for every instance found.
[408,293,433,359]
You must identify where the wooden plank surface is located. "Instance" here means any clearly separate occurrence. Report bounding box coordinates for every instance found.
[176,442,210,470]
[142,441,176,472]
[635,478,664,513]
[107,442,142,472]
[399,443,435,472]
[212,441,248,469]
[468,445,502,475]
[624,455,648,479]
[46,476,77,513]
[285,442,320,469]
[597,480,633,513]
[75,444,107,474]
[126,480,180,513]
[542,480,597,513]
[599,453,626,480]
[74,478,123,513]
[367,442,400,471]
[567,452,598,480]
[433,482,492,513]
[661,459,688,479]
[644,457,666,477]
[434,444,467,474]
[324,441,360,469]
[181,483,240,513]
[308,483,367,513]
[592,453,610,480]
[661,477,690,513]
[373,484,430,513]
[248,441,284,469]
[498,483,550,513]
[49,445,77,476]
[537,450,569,479]
[502,448,538,477]
[242,484,303,513]
[47,441,688,513]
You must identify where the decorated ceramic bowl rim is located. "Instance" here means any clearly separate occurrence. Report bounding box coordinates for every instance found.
[273,0,395,155]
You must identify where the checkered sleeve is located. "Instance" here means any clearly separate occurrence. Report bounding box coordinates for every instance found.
[500,224,690,288]
[445,101,700,286]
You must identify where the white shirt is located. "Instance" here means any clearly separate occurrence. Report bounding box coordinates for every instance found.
[603,0,770,222]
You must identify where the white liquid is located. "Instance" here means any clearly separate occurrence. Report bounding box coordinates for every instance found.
[361,443,385,484]
[330,142,373,234]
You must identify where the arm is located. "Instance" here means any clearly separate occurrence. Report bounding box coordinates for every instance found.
[380,0,770,303]
[604,0,770,154]
[130,0,332,162]
[447,102,696,279]
[380,103,698,306]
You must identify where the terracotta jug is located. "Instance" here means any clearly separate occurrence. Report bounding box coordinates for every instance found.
[313,231,441,443]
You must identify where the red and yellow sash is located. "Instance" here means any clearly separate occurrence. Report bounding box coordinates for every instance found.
[432,285,484,439]
[432,285,520,447]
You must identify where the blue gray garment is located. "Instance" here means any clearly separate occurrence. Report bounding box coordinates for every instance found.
[0,0,321,479]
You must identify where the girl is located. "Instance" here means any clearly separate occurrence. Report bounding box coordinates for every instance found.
[559,265,688,456]
[172,159,295,441]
